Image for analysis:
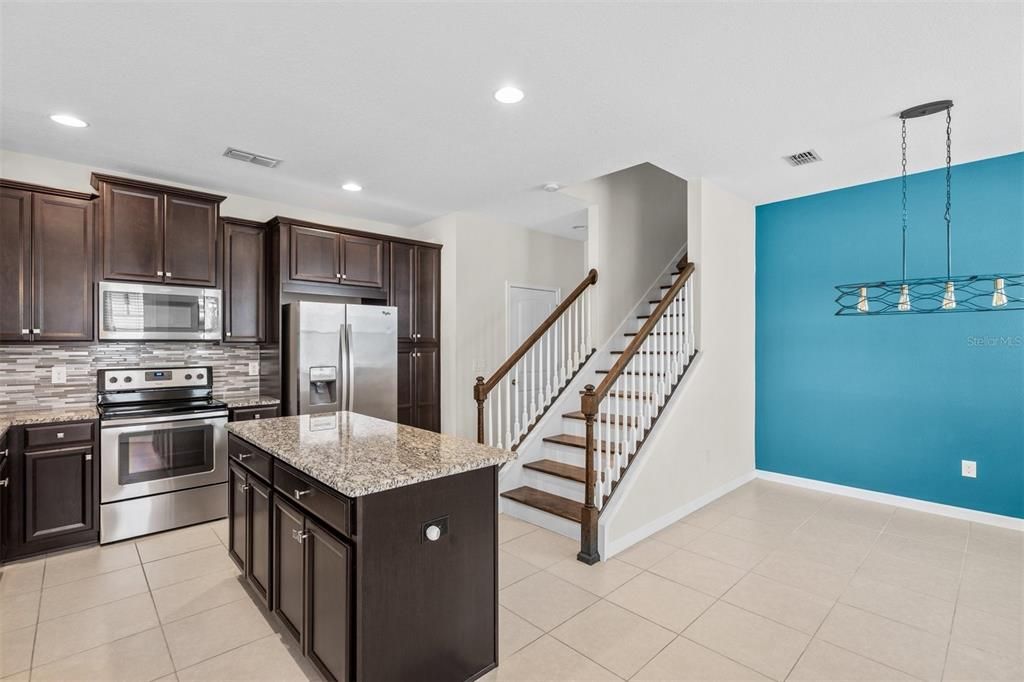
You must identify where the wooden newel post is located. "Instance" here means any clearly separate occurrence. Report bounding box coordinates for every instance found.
[577,384,600,564]
[474,376,486,444]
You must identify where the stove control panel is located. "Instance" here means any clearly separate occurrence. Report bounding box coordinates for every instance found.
[98,367,212,391]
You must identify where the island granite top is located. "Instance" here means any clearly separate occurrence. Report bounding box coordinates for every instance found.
[226,411,516,497]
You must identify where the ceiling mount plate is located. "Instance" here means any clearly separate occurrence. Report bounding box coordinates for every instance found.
[900,100,953,119]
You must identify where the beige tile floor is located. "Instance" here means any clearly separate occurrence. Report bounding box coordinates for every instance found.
[0,479,1020,681]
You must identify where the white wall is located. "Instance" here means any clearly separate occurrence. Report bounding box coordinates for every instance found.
[414,211,587,439]
[563,163,687,345]
[0,149,413,238]
[600,178,756,554]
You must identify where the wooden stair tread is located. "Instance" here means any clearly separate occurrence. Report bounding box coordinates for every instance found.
[501,486,582,523]
[543,433,620,452]
[523,459,586,483]
[563,411,638,425]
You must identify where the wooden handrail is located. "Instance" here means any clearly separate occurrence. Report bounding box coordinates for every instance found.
[581,262,694,416]
[474,268,598,402]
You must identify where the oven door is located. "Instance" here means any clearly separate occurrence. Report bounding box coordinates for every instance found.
[98,281,221,341]
[100,412,228,503]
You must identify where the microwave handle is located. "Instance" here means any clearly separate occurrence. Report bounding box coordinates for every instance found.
[198,298,206,327]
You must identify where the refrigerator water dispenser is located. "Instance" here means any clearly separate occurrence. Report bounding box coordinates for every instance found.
[308,366,338,407]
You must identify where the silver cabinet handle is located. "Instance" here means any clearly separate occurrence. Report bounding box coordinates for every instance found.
[84,454,92,461]
[157,271,164,276]
[336,273,342,279]
[237,453,252,460]
[341,274,347,279]
[165,272,172,277]
[294,489,312,500]
[238,483,249,493]
[291,528,308,543]
[225,331,232,337]
[56,432,65,439]
[0,478,8,487]
[0,449,7,456]
[21,329,29,334]
[254,414,261,419]
[32,328,41,334]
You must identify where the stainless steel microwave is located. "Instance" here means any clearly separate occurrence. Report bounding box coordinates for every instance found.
[98,281,222,341]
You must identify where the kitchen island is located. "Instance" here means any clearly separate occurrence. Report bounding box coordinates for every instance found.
[226,411,515,682]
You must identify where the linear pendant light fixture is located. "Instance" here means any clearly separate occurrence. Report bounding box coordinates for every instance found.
[835,100,1023,315]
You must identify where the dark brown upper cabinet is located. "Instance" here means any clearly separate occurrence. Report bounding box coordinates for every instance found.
[0,181,95,343]
[92,174,225,287]
[290,225,341,284]
[278,219,386,293]
[390,242,441,344]
[222,218,267,343]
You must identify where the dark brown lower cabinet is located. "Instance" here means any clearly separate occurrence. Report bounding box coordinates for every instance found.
[228,461,272,608]
[398,346,440,432]
[272,496,351,682]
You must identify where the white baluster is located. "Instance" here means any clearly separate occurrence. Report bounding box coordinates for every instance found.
[578,296,586,366]
[494,384,502,449]
[594,409,603,506]
[513,364,521,443]
[658,317,667,403]
[504,376,512,447]
[586,287,592,357]
[487,394,493,447]
[617,381,626,475]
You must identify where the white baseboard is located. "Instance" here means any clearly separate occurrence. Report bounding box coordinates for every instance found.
[601,470,757,559]
[756,470,1024,532]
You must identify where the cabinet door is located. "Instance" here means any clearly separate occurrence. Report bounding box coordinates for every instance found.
[24,445,93,542]
[390,242,415,343]
[414,246,441,343]
[290,226,341,284]
[305,519,351,682]
[164,194,218,286]
[102,183,164,282]
[247,476,273,608]
[0,187,32,342]
[273,496,306,643]
[223,222,266,342]
[339,234,383,288]
[227,462,247,571]
[0,451,8,561]
[397,347,415,427]
[32,194,94,341]
[413,346,441,432]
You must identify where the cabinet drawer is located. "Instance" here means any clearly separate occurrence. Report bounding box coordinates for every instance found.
[228,434,273,482]
[274,463,350,537]
[24,421,94,449]
[231,406,280,422]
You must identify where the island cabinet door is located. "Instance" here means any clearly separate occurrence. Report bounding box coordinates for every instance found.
[227,463,248,571]
[246,476,272,608]
[305,519,351,682]
[273,496,306,644]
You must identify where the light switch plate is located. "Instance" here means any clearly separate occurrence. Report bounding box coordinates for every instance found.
[248,361,259,376]
[51,365,67,384]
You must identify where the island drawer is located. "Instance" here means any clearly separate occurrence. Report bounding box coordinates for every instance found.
[274,463,350,537]
[228,434,273,482]
[230,406,280,422]
[24,421,94,449]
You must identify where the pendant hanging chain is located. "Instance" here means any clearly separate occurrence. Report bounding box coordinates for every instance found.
[945,108,952,279]
[901,118,908,281]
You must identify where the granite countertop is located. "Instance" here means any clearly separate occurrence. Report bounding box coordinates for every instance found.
[0,406,99,440]
[227,411,516,497]
[223,396,281,409]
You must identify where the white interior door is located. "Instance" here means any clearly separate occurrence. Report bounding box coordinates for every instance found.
[507,285,559,421]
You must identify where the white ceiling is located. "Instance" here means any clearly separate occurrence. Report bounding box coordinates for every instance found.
[1,2,1020,228]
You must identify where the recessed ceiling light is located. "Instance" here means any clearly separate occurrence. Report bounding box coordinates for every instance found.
[494,86,525,104]
[342,182,363,192]
[50,113,88,128]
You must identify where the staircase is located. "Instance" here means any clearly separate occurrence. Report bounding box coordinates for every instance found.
[485,254,697,563]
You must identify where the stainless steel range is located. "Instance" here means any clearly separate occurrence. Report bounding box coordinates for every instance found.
[97,366,228,543]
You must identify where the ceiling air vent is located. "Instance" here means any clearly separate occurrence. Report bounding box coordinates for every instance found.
[784,149,822,167]
[223,147,281,168]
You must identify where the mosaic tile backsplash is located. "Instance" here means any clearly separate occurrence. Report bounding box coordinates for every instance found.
[0,343,261,413]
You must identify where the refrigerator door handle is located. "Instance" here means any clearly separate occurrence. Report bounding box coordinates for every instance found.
[346,323,355,411]
[338,323,348,413]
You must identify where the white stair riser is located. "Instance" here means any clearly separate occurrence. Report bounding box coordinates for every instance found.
[499,498,581,542]
[563,418,646,441]
[521,468,585,501]
[541,446,586,467]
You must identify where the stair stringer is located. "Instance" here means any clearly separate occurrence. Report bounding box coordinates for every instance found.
[499,245,688,541]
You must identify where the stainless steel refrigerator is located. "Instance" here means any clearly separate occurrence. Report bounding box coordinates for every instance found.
[282,302,398,420]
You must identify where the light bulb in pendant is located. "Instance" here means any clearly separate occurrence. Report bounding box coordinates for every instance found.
[898,284,911,311]
[992,277,1008,307]
[857,287,869,313]
[942,281,956,310]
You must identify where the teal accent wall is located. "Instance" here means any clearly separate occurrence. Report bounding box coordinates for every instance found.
[756,152,1024,518]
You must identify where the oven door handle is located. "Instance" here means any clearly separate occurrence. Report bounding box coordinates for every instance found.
[100,411,228,428]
